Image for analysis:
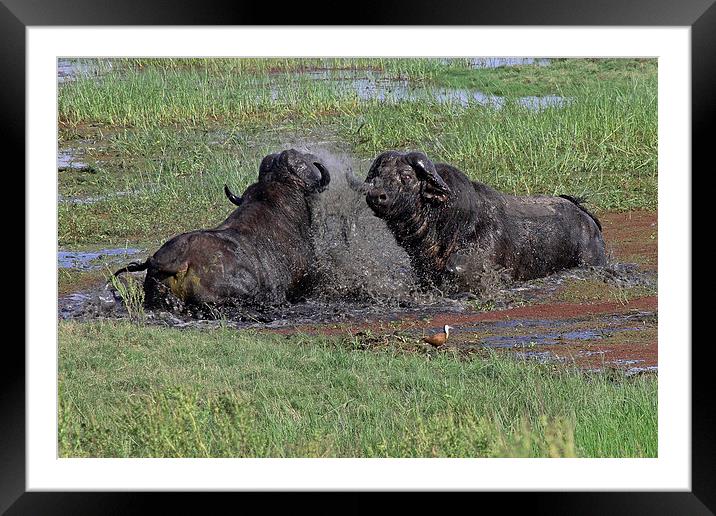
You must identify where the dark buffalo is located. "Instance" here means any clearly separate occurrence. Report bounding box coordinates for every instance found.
[114,149,330,308]
[360,150,606,287]
[222,151,284,206]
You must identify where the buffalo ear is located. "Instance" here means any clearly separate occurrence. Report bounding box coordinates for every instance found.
[258,153,279,182]
[406,152,451,202]
[422,183,450,202]
[314,162,331,192]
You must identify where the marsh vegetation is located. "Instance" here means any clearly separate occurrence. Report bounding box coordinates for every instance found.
[58,57,658,458]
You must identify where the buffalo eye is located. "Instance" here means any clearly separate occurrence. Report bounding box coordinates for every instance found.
[399,172,414,185]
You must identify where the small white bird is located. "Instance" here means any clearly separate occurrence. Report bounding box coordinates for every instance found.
[423,325,454,347]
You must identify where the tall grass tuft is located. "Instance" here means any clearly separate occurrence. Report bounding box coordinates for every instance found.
[105,267,145,322]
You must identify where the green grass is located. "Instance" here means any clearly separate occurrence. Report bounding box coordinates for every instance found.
[58,320,657,458]
[344,80,657,207]
[426,58,658,96]
[104,57,657,96]
[57,57,657,247]
[58,58,657,127]
[57,59,659,458]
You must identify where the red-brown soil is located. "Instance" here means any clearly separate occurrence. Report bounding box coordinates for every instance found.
[600,211,657,270]
[264,210,659,373]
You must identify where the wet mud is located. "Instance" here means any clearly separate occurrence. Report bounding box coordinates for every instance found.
[600,211,657,270]
[272,305,657,376]
[57,143,658,375]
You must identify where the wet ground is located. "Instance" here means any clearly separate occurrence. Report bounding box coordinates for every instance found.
[58,247,143,270]
[58,208,658,376]
[265,295,657,376]
[59,57,567,113]
[285,70,567,110]
[58,58,115,84]
[57,58,657,375]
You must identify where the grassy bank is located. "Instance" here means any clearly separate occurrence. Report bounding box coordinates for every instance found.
[58,58,657,247]
[58,320,657,458]
[57,59,658,459]
[79,57,657,97]
[427,58,657,96]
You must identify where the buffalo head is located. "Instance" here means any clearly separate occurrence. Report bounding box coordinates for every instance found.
[364,151,451,218]
[224,149,331,206]
[268,148,331,193]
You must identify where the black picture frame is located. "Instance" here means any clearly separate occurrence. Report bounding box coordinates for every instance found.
[7,0,707,513]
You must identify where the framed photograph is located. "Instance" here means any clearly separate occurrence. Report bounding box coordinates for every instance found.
[9,0,708,512]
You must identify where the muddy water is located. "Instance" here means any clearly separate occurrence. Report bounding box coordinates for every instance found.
[58,155,657,376]
[282,57,564,110]
[58,149,657,376]
[57,146,94,173]
[401,309,656,374]
[58,247,143,270]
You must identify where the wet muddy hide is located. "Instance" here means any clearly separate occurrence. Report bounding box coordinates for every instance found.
[114,149,331,310]
[360,150,607,288]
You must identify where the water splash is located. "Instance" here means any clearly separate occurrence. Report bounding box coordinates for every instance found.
[307,149,423,305]
[59,149,656,326]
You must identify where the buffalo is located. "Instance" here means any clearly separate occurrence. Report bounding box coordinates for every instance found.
[359,150,606,288]
[114,149,330,309]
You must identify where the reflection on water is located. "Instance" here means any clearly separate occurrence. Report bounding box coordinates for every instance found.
[56,57,566,110]
[58,248,143,270]
[57,147,91,172]
[276,74,568,111]
[58,58,113,83]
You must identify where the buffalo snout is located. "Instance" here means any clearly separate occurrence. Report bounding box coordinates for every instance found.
[366,187,390,209]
